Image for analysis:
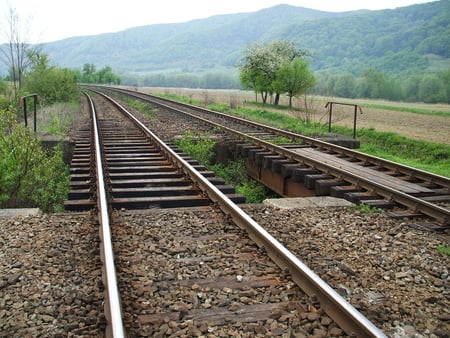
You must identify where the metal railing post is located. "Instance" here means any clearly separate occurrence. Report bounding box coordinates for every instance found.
[325,101,362,139]
[21,94,38,132]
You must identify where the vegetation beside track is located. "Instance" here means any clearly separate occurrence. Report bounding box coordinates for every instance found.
[175,131,275,203]
[160,93,450,178]
[0,108,70,212]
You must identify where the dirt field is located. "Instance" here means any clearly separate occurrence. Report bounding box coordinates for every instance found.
[140,87,450,146]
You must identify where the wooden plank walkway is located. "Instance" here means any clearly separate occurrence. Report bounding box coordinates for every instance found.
[293,148,433,195]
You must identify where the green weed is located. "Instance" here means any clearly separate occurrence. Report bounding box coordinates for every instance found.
[354,203,383,214]
[437,245,450,256]
[124,98,158,119]
[175,131,216,166]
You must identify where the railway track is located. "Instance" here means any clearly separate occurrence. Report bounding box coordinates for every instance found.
[65,91,387,336]
[96,86,450,228]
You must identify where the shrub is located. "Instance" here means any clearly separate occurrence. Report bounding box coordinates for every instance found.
[175,131,216,166]
[0,108,69,212]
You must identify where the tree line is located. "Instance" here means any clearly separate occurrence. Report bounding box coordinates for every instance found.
[316,68,450,103]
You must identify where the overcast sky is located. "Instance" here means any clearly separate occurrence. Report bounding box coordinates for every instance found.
[0,0,436,44]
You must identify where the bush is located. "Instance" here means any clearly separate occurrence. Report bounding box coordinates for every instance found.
[0,108,69,212]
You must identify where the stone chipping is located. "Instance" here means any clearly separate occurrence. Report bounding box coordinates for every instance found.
[1,206,449,337]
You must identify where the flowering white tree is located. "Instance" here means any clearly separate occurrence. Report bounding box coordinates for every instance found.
[239,40,309,105]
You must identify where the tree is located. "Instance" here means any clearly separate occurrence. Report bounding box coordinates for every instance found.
[239,41,308,105]
[80,63,97,83]
[78,63,121,84]
[0,6,40,104]
[24,52,79,104]
[331,74,357,99]
[96,66,121,85]
[439,68,450,103]
[239,43,276,104]
[273,58,316,106]
[419,74,447,103]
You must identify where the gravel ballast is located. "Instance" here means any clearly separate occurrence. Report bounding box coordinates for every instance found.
[1,205,449,337]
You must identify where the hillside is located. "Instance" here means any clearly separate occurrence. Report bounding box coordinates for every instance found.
[40,5,345,74]
[1,1,449,79]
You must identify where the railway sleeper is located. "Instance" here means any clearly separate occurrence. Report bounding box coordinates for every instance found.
[107,164,180,173]
[248,149,272,162]
[110,195,212,209]
[254,151,277,166]
[314,178,349,196]
[69,179,93,189]
[280,163,303,178]
[239,145,265,157]
[138,301,304,327]
[279,143,309,149]
[421,194,450,203]
[110,186,202,198]
[344,191,382,204]
[330,186,361,200]
[67,188,93,199]
[387,209,426,219]
[64,199,95,211]
[262,155,285,169]
[361,199,396,210]
[291,167,321,183]
[109,171,184,180]
[69,166,91,175]
[68,173,93,182]
[304,174,334,190]
[272,159,298,173]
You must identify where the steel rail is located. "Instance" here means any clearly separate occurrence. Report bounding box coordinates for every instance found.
[86,93,125,338]
[101,89,449,226]
[92,89,388,337]
[105,86,450,189]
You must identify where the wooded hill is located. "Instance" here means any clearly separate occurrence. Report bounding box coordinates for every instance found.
[1,1,448,83]
[39,1,448,78]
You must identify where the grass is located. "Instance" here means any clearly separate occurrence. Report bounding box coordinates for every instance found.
[123,98,158,119]
[360,103,450,117]
[38,102,79,136]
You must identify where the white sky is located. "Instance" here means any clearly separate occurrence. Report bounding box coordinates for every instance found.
[0,0,436,44]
